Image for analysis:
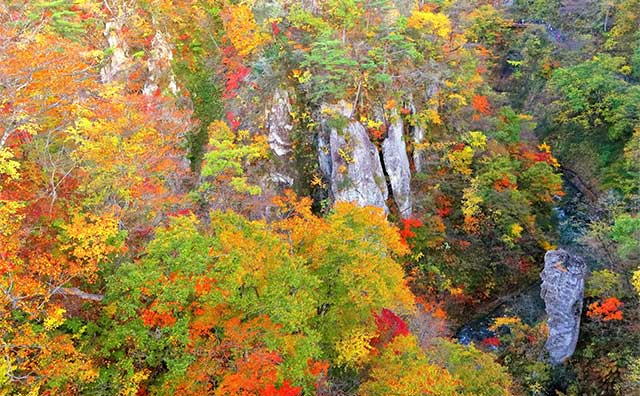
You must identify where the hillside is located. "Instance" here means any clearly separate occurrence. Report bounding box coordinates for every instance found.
[0,1,638,395]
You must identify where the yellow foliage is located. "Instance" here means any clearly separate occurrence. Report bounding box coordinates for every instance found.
[359,335,460,396]
[292,68,312,83]
[338,147,355,164]
[448,146,474,175]
[632,269,640,296]
[539,240,557,251]
[98,82,126,100]
[0,200,24,247]
[120,369,151,396]
[510,223,523,239]
[467,131,487,150]
[406,10,452,38]
[360,116,384,130]
[490,316,522,332]
[0,360,9,391]
[462,184,483,232]
[43,307,66,331]
[422,108,442,125]
[0,148,20,182]
[59,212,122,275]
[26,385,40,396]
[222,4,270,57]
[310,174,325,188]
[447,93,468,106]
[335,327,375,367]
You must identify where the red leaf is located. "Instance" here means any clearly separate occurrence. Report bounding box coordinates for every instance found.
[482,337,501,347]
[372,308,409,347]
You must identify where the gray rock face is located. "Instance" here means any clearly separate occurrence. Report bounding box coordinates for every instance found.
[412,121,426,173]
[540,249,587,364]
[142,31,179,96]
[101,17,178,97]
[409,99,426,174]
[267,89,294,157]
[382,117,412,217]
[329,122,389,211]
[101,20,130,83]
[319,102,389,212]
[410,84,438,174]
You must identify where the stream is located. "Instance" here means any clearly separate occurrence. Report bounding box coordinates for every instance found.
[455,178,594,345]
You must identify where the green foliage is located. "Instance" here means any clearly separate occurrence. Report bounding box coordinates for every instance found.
[512,0,562,25]
[493,107,533,144]
[610,214,640,260]
[35,0,86,37]
[464,5,511,47]
[490,318,552,396]
[98,213,321,392]
[300,34,357,102]
[429,339,512,396]
[92,201,422,392]
[4,1,640,395]
[173,61,223,170]
[288,203,415,358]
[200,121,267,196]
[586,269,626,298]
[549,55,640,142]
[358,335,460,396]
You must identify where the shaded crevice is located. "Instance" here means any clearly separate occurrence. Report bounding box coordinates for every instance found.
[406,124,417,174]
[376,131,400,217]
[560,166,598,203]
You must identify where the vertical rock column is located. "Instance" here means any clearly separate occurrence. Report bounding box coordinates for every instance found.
[318,102,389,212]
[101,11,179,97]
[382,117,412,218]
[143,31,179,96]
[265,88,295,187]
[100,18,131,83]
[410,83,439,174]
[267,89,294,158]
[540,249,587,364]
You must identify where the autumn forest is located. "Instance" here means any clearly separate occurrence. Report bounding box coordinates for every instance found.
[1,0,639,395]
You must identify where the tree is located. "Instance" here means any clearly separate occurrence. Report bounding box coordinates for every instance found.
[97,212,321,394]
[197,120,269,212]
[274,197,415,364]
[428,339,512,396]
[0,6,190,392]
[358,335,459,396]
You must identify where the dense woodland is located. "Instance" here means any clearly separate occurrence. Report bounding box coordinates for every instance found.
[0,0,639,395]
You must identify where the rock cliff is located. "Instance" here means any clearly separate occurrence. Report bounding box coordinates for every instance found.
[381,116,412,217]
[540,249,587,364]
[318,103,389,212]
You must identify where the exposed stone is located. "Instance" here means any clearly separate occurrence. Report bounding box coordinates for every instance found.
[317,126,332,182]
[266,172,294,187]
[143,31,179,96]
[409,100,426,173]
[382,116,412,217]
[540,249,587,364]
[101,15,178,97]
[410,84,439,174]
[267,89,294,157]
[101,19,131,83]
[319,102,389,212]
[412,124,426,173]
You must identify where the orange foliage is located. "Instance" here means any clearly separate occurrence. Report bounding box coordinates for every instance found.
[436,195,453,217]
[587,297,624,321]
[493,176,515,191]
[471,94,492,115]
[221,4,269,58]
[141,302,177,328]
[399,218,424,246]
